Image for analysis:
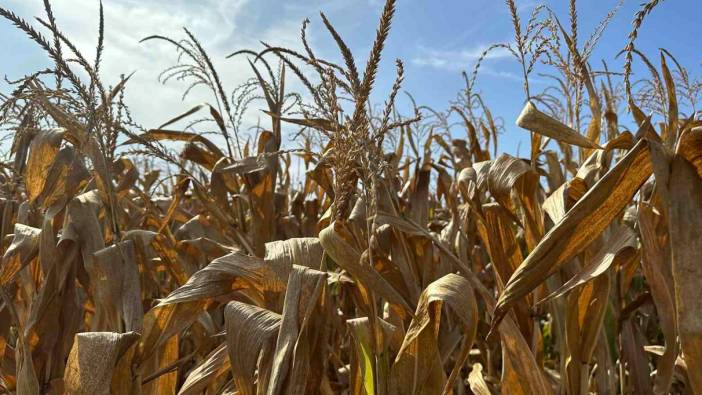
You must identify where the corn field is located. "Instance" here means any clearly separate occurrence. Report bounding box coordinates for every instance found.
[0,0,701,393]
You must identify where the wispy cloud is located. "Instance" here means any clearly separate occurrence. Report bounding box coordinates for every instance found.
[411,44,513,71]
[479,68,522,81]
[516,0,539,13]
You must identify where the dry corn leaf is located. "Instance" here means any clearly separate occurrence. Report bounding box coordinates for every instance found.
[178,343,231,395]
[125,128,224,159]
[89,241,143,332]
[516,102,601,149]
[660,53,678,147]
[36,146,90,210]
[224,301,281,395]
[63,331,140,395]
[0,224,40,286]
[158,251,277,306]
[491,138,653,331]
[638,202,677,394]
[137,301,204,365]
[541,224,636,302]
[563,268,611,394]
[319,221,414,314]
[467,363,491,395]
[391,274,478,395]
[621,319,653,395]
[267,266,328,394]
[15,330,40,395]
[24,128,64,203]
[666,154,702,392]
[347,316,401,395]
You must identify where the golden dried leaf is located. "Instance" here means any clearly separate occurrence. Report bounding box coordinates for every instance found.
[63,332,140,395]
[224,302,281,395]
[492,139,653,330]
[516,102,601,149]
[391,274,478,395]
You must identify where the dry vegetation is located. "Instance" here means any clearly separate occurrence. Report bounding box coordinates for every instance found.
[0,0,701,393]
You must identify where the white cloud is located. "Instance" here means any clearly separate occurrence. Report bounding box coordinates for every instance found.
[411,44,513,71]
[516,0,539,12]
[479,69,522,81]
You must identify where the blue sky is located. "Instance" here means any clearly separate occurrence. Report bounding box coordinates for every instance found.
[1,0,700,156]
